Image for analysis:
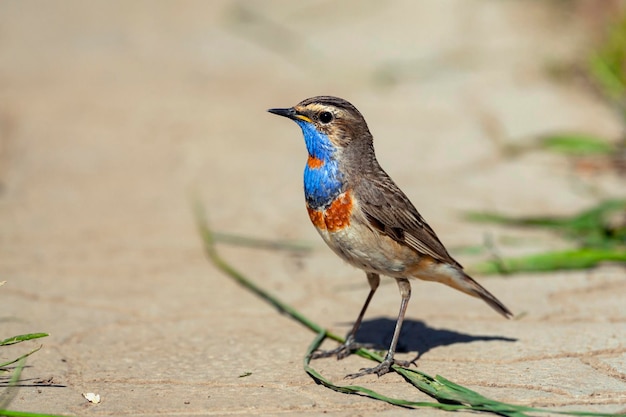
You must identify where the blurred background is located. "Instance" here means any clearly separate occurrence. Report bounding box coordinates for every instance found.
[1,1,625,415]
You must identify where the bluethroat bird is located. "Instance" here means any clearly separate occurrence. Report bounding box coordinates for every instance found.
[268,96,512,378]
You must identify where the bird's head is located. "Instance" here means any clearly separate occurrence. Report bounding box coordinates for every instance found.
[268,96,373,160]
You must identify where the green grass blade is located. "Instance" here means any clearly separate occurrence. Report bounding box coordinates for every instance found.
[0,346,43,369]
[466,200,625,270]
[0,412,76,417]
[539,134,615,156]
[471,248,626,275]
[303,331,471,411]
[0,359,25,411]
[589,53,626,102]
[587,15,626,104]
[211,231,312,253]
[0,351,70,417]
[465,211,567,228]
[466,199,626,242]
[192,200,342,343]
[0,334,48,347]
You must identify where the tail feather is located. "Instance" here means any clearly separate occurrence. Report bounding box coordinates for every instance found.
[461,272,513,319]
[411,261,513,318]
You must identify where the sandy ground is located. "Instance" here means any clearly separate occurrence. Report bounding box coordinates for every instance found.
[1,1,625,416]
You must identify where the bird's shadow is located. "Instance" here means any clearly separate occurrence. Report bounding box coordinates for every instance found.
[352,317,516,360]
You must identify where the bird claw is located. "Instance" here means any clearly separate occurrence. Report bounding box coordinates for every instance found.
[344,360,393,379]
[393,357,416,368]
[344,357,415,379]
[309,337,374,360]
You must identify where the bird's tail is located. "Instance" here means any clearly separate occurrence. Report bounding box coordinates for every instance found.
[459,272,513,319]
[413,262,513,318]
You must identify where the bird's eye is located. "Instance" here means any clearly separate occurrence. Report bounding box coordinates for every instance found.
[319,111,333,124]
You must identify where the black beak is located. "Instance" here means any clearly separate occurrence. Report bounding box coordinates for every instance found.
[267,107,298,120]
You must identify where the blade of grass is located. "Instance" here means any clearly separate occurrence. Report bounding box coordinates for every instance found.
[306,333,621,417]
[0,354,72,417]
[470,248,626,275]
[212,231,312,253]
[0,406,72,417]
[303,331,471,411]
[588,15,626,107]
[193,200,341,343]
[0,334,48,347]
[539,134,615,156]
[195,201,626,416]
[0,411,72,417]
[0,346,43,368]
[466,200,626,268]
[0,359,24,411]
[465,200,625,241]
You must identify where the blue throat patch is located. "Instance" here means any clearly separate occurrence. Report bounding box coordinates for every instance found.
[295,121,344,209]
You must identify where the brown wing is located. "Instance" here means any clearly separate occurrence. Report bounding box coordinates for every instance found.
[354,170,462,268]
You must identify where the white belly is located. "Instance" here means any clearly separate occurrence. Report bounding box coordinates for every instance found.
[316,220,419,277]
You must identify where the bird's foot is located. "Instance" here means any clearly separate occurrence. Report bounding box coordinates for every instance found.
[310,337,373,360]
[345,359,393,379]
[344,357,415,379]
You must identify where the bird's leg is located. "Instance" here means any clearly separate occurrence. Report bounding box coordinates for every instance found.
[346,277,411,378]
[311,273,380,360]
